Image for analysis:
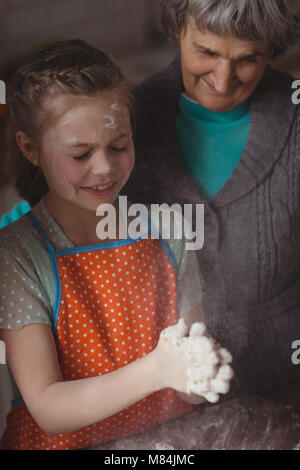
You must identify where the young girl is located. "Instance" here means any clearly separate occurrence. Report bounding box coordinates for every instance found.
[0,40,232,450]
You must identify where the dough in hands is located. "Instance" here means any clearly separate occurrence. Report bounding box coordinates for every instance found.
[164,319,234,403]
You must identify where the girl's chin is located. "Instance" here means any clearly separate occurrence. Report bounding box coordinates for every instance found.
[78,193,119,210]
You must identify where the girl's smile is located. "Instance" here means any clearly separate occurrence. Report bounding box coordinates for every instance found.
[80,181,117,197]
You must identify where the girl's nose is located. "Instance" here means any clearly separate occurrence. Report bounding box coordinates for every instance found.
[212,59,236,94]
[90,151,113,176]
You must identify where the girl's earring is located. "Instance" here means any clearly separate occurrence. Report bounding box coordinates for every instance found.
[33,159,39,166]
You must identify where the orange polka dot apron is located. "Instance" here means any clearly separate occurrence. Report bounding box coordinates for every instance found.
[0,212,195,450]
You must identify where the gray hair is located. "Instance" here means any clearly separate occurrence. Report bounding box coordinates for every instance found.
[160,0,300,57]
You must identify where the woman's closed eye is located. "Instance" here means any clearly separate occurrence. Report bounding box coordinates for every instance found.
[204,50,217,57]
[239,57,258,64]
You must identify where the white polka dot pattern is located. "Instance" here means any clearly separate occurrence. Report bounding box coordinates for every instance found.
[0,238,195,450]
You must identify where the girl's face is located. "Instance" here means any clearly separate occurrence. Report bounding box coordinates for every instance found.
[39,91,134,214]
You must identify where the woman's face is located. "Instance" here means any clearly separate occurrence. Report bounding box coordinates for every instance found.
[39,91,134,214]
[179,18,271,111]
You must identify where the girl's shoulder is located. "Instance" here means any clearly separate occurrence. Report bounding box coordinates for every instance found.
[0,198,72,254]
[0,209,38,260]
[0,198,71,330]
[0,202,55,331]
[0,198,71,313]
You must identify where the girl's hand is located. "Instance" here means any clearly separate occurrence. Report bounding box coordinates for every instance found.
[176,391,206,405]
[153,319,234,403]
[152,318,191,393]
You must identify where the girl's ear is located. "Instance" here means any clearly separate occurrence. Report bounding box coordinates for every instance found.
[16,131,40,166]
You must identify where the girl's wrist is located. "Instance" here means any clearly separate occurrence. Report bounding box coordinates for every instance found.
[144,348,165,393]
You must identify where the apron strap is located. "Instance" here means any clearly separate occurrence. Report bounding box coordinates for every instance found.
[26,211,54,252]
[26,212,62,335]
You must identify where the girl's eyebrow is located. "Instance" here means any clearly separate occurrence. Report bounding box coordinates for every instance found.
[68,132,129,147]
[110,132,129,142]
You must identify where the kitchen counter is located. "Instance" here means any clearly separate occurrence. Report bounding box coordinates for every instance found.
[90,382,300,450]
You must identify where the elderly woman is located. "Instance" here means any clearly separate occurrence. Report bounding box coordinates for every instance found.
[127,0,300,398]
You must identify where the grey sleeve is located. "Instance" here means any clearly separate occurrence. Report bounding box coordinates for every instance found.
[0,248,52,330]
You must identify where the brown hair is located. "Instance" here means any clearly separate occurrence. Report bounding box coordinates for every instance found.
[6,39,135,206]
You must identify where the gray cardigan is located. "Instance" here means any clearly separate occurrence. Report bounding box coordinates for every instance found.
[125,56,300,397]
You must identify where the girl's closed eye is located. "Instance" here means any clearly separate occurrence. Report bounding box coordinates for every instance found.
[72,145,128,160]
[110,145,127,153]
[73,151,90,161]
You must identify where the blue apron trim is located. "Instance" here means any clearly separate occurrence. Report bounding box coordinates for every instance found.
[26,212,178,334]
[56,237,144,256]
[26,212,62,336]
[157,238,177,274]
[49,252,62,335]
[11,397,24,408]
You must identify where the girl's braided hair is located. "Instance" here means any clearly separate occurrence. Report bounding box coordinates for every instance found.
[6,39,134,206]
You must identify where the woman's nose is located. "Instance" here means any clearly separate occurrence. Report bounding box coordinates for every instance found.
[212,59,236,94]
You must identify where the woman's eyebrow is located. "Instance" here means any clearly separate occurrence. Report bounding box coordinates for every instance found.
[238,52,266,60]
[193,43,266,61]
[193,43,218,54]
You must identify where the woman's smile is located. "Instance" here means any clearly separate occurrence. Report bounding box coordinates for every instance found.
[180,20,270,111]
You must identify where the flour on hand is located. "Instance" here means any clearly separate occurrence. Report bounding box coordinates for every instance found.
[161,319,234,403]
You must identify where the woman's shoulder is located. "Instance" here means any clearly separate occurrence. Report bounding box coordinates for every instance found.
[256,66,298,101]
[134,54,181,104]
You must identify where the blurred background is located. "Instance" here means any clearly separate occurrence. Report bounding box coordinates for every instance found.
[0,0,300,439]
[0,0,177,220]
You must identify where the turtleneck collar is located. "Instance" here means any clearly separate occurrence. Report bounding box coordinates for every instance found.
[179,93,250,123]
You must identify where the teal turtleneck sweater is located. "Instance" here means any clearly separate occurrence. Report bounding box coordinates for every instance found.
[176,93,251,199]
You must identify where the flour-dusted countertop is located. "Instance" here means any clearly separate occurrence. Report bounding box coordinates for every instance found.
[88,382,300,450]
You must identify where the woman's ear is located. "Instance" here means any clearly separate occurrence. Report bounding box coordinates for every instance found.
[16,131,39,166]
